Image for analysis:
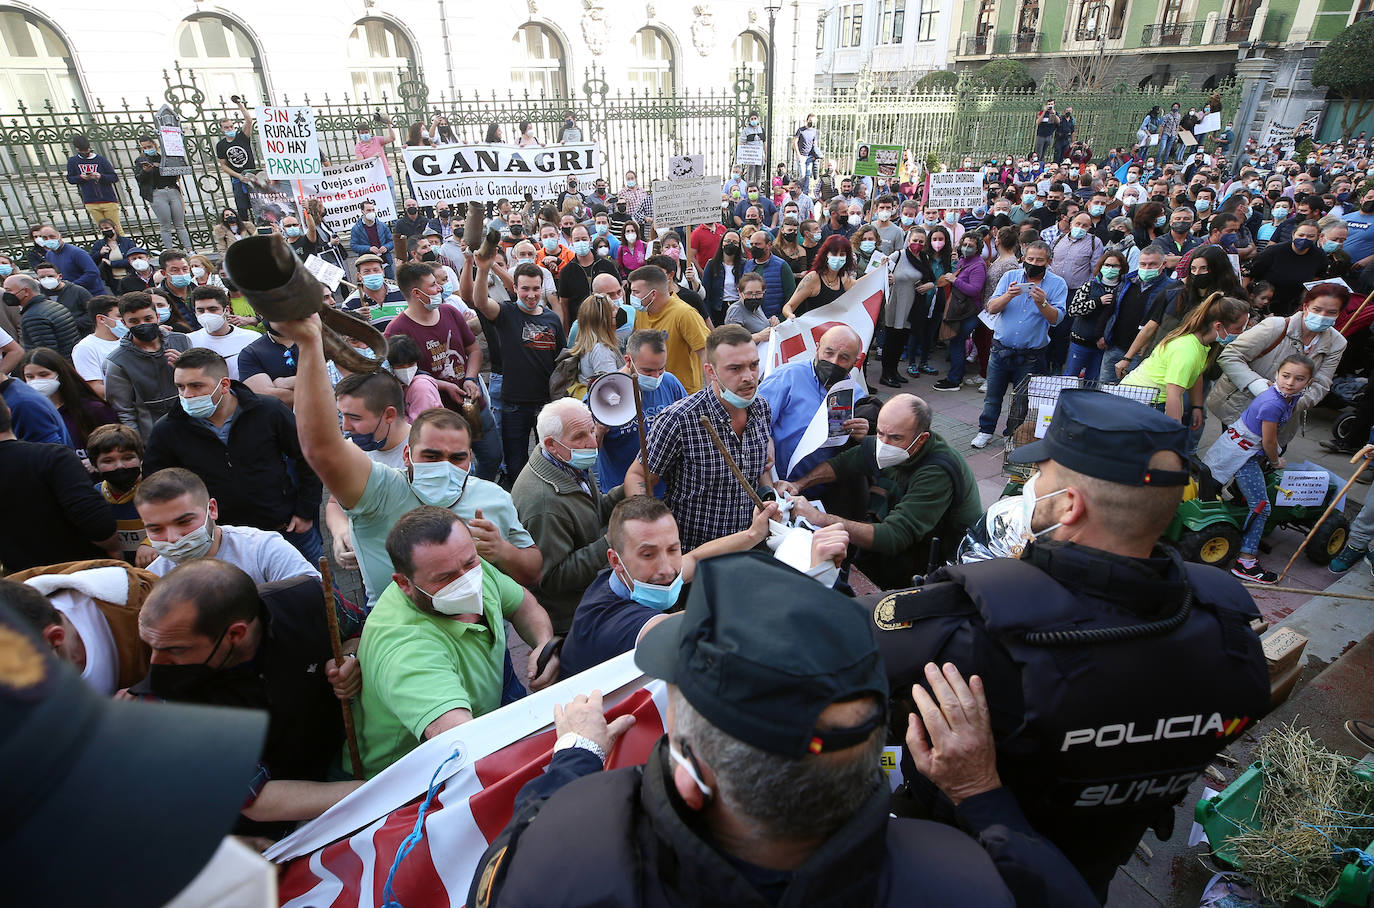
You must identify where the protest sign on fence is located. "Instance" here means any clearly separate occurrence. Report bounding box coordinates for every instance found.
[154,104,191,177]
[257,106,321,180]
[736,142,764,166]
[293,157,395,234]
[651,176,722,228]
[924,171,984,209]
[855,143,901,178]
[402,143,599,204]
[247,179,301,227]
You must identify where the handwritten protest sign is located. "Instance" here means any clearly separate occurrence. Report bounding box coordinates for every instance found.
[257,106,320,179]
[924,171,984,209]
[651,176,721,228]
[294,157,395,234]
[402,143,599,204]
[1276,470,1330,507]
[669,154,705,181]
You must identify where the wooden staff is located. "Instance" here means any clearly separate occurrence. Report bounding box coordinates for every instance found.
[698,415,767,511]
[1277,450,1371,582]
[319,556,364,780]
[632,374,652,498]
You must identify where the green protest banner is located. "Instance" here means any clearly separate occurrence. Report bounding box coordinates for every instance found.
[854,143,901,178]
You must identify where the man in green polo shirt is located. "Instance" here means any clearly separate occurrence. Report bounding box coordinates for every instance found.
[355,506,561,777]
[783,393,982,588]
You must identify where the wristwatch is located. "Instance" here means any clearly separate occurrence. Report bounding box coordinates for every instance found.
[553,732,606,764]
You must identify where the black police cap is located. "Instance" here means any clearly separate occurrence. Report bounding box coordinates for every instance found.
[1009,388,1190,486]
[635,552,888,758]
[0,595,267,907]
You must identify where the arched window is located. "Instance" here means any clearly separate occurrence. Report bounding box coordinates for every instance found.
[347,17,417,100]
[732,31,767,84]
[628,27,675,95]
[0,8,85,111]
[511,23,567,97]
[1076,0,1107,37]
[175,14,267,102]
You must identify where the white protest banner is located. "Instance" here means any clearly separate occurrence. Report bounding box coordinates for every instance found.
[294,157,395,234]
[1276,470,1330,507]
[651,176,722,228]
[257,106,321,179]
[304,254,346,290]
[924,171,984,210]
[669,154,705,180]
[1196,111,1222,135]
[762,268,885,389]
[402,143,599,204]
[1262,120,1295,148]
[736,142,765,166]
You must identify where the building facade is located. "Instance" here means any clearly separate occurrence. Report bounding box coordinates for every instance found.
[813,0,955,89]
[0,0,819,114]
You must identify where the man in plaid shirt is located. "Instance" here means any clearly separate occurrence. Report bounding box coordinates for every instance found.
[626,324,773,551]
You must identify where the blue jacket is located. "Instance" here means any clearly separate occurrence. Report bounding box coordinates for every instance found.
[45,243,108,295]
[65,152,119,204]
[1,377,72,446]
[350,218,394,259]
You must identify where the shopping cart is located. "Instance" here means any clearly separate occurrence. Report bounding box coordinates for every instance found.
[1001,375,1161,481]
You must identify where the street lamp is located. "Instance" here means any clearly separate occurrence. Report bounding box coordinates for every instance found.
[764,0,782,176]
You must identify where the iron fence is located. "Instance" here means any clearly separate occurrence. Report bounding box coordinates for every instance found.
[0,63,1238,261]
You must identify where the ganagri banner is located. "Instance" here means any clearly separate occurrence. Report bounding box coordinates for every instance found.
[402,143,601,204]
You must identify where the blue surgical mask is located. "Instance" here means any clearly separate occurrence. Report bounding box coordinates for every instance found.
[0,264,11,277]
[572,240,592,256]
[1100,266,1121,282]
[362,273,386,291]
[359,133,372,142]
[1070,226,1087,239]
[827,254,847,271]
[1195,199,1211,212]
[347,415,390,451]
[41,238,60,251]
[621,563,684,611]
[718,383,755,409]
[859,240,876,254]
[1304,313,1337,332]
[285,226,302,237]
[629,293,646,311]
[180,384,223,419]
[443,280,457,295]
[1271,207,1289,220]
[156,306,171,323]
[1155,215,1167,228]
[1088,204,1105,217]
[1216,329,1239,345]
[409,460,468,507]
[169,273,194,288]
[563,445,598,470]
[1323,240,1342,253]
[637,372,662,392]
[143,148,158,157]
[111,320,129,339]
[1138,267,1161,282]
[542,237,559,253]
[900,215,915,226]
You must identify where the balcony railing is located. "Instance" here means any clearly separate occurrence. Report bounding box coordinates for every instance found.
[1219,14,1256,41]
[1141,19,1206,46]
[959,30,1042,55]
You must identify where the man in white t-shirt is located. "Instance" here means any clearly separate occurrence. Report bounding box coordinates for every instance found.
[187,285,258,380]
[133,467,319,583]
[70,296,122,398]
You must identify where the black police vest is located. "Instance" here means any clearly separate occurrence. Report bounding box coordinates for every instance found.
[935,554,1269,827]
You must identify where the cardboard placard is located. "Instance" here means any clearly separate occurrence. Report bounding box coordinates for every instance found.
[925,171,984,210]
[257,106,321,179]
[736,143,765,166]
[650,176,722,228]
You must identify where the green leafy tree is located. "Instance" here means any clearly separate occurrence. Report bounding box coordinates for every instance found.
[915,70,960,91]
[1312,18,1374,140]
[973,60,1035,90]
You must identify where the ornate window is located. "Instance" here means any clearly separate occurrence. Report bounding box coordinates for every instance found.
[733,31,767,82]
[628,27,675,95]
[175,14,268,102]
[347,18,416,100]
[511,24,567,98]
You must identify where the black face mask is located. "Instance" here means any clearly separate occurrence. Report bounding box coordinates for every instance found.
[145,656,263,707]
[561,227,573,237]
[1108,229,1126,243]
[1022,262,1047,279]
[750,246,769,261]
[224,216,238,224]
[1045,199,1060,212]
[130,323,161,342]
[815,358,848,388]
[405,208,418,217]
[1267,190,1282,201]
[102,229,115,239]
[1362,201,1374,215]
[100,465,142,492]
[508,225,524,236]
[722,242,740,256]
[2,291,20,308]
[421,250,437,262]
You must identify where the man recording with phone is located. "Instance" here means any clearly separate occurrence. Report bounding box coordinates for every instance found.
[971,241,1067,449]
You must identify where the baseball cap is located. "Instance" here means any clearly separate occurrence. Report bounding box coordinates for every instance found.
[634,552,888,758]
[0,596,267,907]
[126,246,151,257]
[1009,388,1189,486]
[354,253,385,268]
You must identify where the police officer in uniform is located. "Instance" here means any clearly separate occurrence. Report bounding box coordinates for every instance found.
[870,390,1270,902]
[468,553,1097,908]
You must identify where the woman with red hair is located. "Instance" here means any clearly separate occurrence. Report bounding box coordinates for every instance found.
[781,235,856,320]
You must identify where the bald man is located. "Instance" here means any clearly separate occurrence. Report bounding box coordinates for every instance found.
[758,324,868,482]
[783,394,982,588]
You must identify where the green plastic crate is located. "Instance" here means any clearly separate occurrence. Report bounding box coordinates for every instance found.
[1194,763,1374,907]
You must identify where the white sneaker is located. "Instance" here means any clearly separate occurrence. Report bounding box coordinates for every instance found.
[977,380,988,393]
[971,432,993,449]
[964,377,980,387]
